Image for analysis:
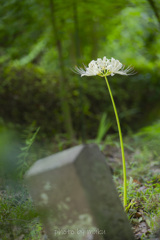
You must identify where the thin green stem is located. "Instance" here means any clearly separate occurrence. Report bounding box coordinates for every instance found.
[105,76,127,207]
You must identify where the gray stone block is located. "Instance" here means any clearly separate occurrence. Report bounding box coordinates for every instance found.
[25,144,135,240]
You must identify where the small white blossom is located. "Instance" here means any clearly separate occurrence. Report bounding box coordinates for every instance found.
[74,57,135,77]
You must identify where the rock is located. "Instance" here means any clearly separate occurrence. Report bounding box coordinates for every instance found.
[25,144,135,240]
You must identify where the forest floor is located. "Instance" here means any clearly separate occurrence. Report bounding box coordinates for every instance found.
[103,143,160,240]
[0,135,160,240]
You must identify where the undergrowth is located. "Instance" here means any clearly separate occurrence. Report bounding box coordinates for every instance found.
[0,120,160,239]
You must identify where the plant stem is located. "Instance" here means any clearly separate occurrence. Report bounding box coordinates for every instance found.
[105,76,127,207]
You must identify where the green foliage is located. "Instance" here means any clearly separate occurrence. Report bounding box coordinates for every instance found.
[111,123,160,239]
[119,177,160,212]
[0,185,42,240]
[0,126,20,181]
[136,120,160,140]
[0,122,40,182]
[133,121,160,176]
[0,0,160,139]
[95,113,112,144]
[0,0,160,236]
[0,64,62,136]
[17,124,40,178]
[116,176,160,239]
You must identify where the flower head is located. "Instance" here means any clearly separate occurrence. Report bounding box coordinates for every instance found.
[74,57,135,77]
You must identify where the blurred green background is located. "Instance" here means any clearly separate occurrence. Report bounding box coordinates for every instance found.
[1,1,160,238]
[0,0,160,141]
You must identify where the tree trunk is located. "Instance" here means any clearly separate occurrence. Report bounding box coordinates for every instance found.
[49,0,74,139]
[73,0,86,142]
[147,0,160,29]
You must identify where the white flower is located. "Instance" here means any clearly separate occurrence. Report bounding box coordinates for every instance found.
[74,57,135,77]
